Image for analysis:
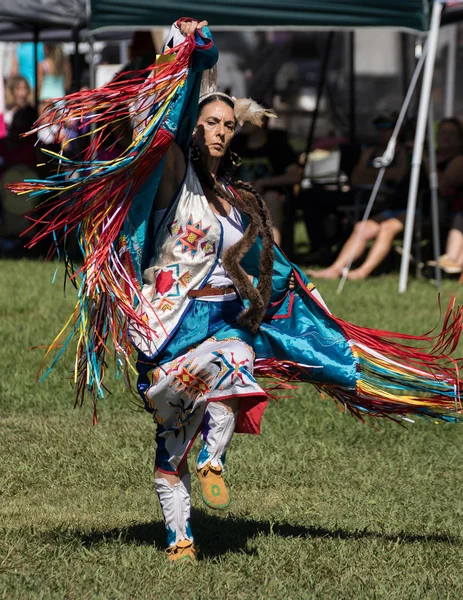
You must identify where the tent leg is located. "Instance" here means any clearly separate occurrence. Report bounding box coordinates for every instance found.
[348,31,355,145]
[444,24,457,118]
[398,0,443,294]
[72,26,81,92]
[401,33,409,101]
[88,35,95,90]
[33,27,39,109]
[427,101,442,287]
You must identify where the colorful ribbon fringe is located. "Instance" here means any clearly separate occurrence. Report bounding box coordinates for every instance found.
[7,36,197,409]
[256,284,463,424]
[6,33,463,427]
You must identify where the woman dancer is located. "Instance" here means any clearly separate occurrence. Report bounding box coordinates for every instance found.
[9,19,463,562]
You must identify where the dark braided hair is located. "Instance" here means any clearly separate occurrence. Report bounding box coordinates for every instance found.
[190,139,275,334]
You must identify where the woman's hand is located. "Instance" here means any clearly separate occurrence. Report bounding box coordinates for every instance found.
[179,20,208,37]
[289,274,296,290]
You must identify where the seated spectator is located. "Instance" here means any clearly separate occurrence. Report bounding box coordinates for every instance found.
[231,111,301,246]
[4,75,32,130]
[426,117,463,274]
[308,112,409,280]
[0,106,38,177]
[0,106,39,248]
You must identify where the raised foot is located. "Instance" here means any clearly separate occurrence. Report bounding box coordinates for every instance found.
[196,462,230,510]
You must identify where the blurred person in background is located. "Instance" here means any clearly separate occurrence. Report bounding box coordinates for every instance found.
[0,106,38,252]
[0,45,7,138]
[426,117,463,274]
[38,44,72,109]
[0,105,38,174]
[4,75,32,131]
[231,108,301,245]
[119,31,157,72]
[10,42,45,97]
[308,112,409,280]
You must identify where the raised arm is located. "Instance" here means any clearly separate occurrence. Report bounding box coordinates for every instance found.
[152,19,209,210]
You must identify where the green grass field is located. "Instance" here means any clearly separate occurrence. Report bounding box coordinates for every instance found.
[2,259,463,599]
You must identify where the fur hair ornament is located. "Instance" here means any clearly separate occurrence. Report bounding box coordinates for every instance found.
[199,67,275,127]
[232,98,275,126]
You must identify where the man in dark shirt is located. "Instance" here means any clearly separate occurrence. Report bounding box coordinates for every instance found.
[232,116,301,245]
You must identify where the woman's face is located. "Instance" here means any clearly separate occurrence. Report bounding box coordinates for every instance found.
[14,80,29,106]
[194,100,236,159]
[438,122,462,153]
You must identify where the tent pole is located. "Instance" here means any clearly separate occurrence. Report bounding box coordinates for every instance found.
[72,26,81,92]
[444,23,457,117]
[302,32,334,172]
[33,26,39,109]
[398,0,443,294]
[348,31,355,145]
[427,100,442,287]
[400,33,410,101]
[88,34,95,90]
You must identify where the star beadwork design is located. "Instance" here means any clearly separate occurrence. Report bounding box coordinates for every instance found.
[175,216,211,257]
[172,360,213,399]
[212,350,256,389]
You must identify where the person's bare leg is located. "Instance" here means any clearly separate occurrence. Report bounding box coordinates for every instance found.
[308,220,380,279]
[446,229,463,262]
[439,214,463,265]
[348,218,404,280]
[446,231,463,260]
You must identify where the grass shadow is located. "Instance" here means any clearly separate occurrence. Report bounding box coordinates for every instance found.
[44,511,461,559]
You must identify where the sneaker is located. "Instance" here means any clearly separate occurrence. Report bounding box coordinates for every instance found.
[196,462,230,510]
[166,540,197,562]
